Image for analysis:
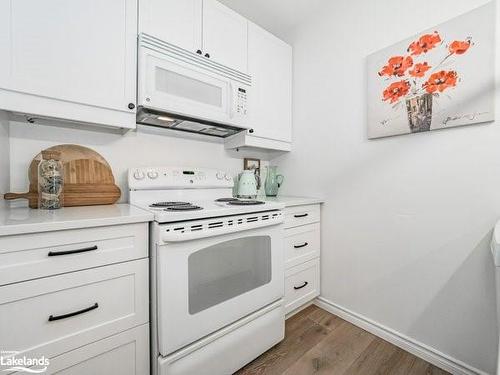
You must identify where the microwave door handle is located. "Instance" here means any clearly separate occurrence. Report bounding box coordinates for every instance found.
[229,82,235,119]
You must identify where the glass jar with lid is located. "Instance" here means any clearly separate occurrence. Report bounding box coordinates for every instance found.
[38,150,64,209]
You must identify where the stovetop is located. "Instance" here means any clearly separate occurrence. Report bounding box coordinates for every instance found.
[135,198,284,223]
[128,167,285,223]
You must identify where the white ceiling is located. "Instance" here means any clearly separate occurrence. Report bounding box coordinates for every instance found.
[218,0,326,42]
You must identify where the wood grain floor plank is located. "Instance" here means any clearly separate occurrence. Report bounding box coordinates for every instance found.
[281,321,376,375]
[285,305,319,332]
[236,315,330,374]
[307,305,345,331]
[234,306,450,375]
[343,338,399,375]
[426,364,452,375]
[406,356,439,375]
[384,349,421,375]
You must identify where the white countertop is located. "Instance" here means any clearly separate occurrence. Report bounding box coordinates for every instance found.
[0,202,153,237]
[261,196,324,207]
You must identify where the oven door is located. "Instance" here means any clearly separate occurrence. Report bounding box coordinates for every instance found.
[157,223,284,356]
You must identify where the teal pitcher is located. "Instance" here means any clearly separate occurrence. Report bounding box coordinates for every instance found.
[264,166,284,197]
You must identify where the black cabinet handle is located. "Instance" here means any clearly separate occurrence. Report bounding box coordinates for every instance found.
[249,129,254,134]
[196,49,202,54]
[294,213,309,218]
[294,242,309,249]
[128,103,135,110]
[48,303,99,322]
[294,282,309,290]
[48,245,98,257]
[204,53,210,58]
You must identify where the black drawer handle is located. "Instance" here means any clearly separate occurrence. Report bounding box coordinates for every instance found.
[48,303,99,322]
[48,245,98,257]
[294,242,309,249]
[294,281,309,290]
[294,213,309,218]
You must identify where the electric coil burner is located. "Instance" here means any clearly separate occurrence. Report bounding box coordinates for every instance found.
[215,198,240,203]
[150,202,191,208]
[164,205,203,211]
[227,200,265,206]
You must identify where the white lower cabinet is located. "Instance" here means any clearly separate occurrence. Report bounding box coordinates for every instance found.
[0,223,150,374]
[285,258,320,314]
[36,325,149,375]
[285,223,320,268]
[283,203,321,315]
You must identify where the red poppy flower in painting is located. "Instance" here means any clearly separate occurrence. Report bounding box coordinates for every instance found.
[422,70,458,93]
[408,62,431,78]
[382,80,411,103]
[407,32,442,55]
[448,39,472,55]
[378,56,413,77]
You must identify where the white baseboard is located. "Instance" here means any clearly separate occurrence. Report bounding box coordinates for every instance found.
[314,297,489,375]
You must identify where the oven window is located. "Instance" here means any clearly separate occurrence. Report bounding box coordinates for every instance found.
[155,67,223,107]
[188,236,272,315]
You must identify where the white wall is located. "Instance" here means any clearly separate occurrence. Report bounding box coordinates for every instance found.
[8,121,252,202]
[0,111,9,198]
[275,0,499,373]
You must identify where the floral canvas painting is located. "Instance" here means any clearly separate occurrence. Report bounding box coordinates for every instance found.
[367,2,495,139]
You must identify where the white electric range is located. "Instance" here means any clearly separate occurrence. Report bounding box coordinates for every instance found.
[129,166,286,375]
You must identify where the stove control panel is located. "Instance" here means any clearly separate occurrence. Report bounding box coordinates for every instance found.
[128,167,234,190]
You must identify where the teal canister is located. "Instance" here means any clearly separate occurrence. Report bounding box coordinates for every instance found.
[264,166,284,197]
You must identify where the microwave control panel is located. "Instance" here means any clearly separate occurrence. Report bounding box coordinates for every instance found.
[236,87,248,116]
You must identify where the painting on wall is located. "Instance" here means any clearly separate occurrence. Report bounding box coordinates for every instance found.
[367,2,495,139]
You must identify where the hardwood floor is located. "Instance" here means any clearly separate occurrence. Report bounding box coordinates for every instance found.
[235,305,450,375]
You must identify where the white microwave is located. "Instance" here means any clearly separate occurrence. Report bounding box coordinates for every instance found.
[137,34,251,138]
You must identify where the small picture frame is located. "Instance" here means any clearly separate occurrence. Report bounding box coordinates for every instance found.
[243,158,260,171]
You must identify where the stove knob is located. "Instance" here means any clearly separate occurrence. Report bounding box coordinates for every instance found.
[216,171,224,180]
[224,174,232,181]
[133,170,145,180]
[147,171,159,179]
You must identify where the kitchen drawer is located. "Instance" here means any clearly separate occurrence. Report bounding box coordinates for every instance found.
[0,259,148,362]
[18,325,149,375]
[284,204,320,228]
[285,258,320,314]
[0,223,148,286]
[285,223,320,269]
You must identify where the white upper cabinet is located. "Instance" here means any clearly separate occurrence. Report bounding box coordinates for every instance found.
[246,22,292,145]
[140,0,202,53]
[202,0,248,73]
[0,0,137,129]
[140,0,248,73]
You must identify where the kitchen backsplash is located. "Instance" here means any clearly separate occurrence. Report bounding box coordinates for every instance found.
[7,120,262,202]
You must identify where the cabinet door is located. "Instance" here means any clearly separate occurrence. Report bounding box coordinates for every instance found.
[0,0,10,87]
[140,0,202,54]
[43,325,149,375]
[248,23,292,143]
[202,0,248,73]
[0,0,137,127]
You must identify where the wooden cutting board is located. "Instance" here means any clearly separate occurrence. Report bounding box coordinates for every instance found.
[4,184,121,208]
[28,145,115,189]
[4,144,121,208]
